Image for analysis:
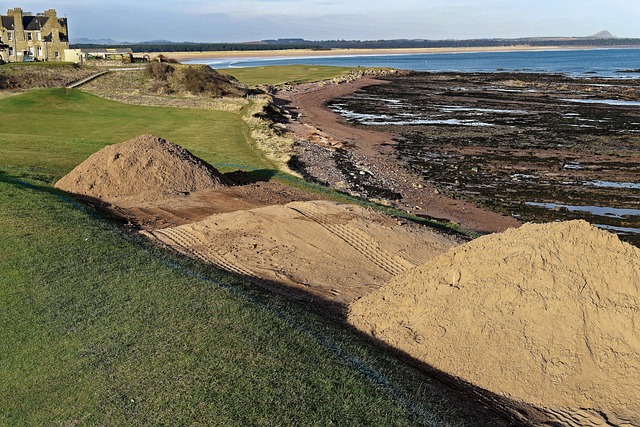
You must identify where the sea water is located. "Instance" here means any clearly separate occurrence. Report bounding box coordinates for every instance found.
[187,48,640,78]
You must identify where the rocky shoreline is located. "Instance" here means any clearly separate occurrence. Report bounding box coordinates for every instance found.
[275,75,522,234]
[276,72,640,244]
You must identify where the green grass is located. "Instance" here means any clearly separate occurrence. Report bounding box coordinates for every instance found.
[0,174,465,425]
[0,88,270,180]
[218,65,356,86]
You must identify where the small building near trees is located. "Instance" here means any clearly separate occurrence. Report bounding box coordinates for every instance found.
[65,47,135,64]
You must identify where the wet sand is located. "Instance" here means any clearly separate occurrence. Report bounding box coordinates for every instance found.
[276,77,522,234]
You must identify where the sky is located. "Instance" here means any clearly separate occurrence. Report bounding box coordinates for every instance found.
[6,0,640,42]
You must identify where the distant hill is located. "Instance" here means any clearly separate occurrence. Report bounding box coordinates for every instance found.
[589,30,616,39]
[72,38,121,45]
[71,38,179,46]
[139,39,176,44]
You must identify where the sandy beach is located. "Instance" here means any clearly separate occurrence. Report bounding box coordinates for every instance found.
[158,45,607,63]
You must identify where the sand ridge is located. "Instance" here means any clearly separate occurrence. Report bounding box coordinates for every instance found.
[349,220,640,425]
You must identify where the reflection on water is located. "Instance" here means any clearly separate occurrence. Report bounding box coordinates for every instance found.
[595,224,640,235]
[562,98,640,107]
[584,180,640,189]
[525,202,640,219]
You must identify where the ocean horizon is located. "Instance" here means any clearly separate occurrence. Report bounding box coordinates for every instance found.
[186,47,640,78]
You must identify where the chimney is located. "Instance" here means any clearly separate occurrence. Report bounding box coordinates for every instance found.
[7,7,22,16]
[44,9,57,18]
[8,8,24,40]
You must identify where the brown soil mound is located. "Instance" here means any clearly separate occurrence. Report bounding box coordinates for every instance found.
[54,134,225,201]
[348,220,640,426]
[144,200,458,310]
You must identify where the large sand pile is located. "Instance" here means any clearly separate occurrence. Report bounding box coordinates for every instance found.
[145,200,458,307]
[349,220,640,426]
[55,134,225,201]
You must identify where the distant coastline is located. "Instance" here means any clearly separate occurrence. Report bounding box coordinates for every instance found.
[158,45,638,63]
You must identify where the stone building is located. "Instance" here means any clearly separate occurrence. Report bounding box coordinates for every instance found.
[0,8,69,62]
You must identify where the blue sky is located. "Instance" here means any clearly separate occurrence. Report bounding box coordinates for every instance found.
[9,0,640,42]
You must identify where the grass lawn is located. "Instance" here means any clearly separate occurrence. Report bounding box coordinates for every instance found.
[0,88,270,180]
[0,88,471,425]
[218,64,356,86]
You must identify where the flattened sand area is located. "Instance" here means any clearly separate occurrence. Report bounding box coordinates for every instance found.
[55,134,461,312]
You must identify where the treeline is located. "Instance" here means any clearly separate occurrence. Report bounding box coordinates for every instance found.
[525,38,640,47]
[314,38,640,49]
[70,42,322,52]
[71,38,640,53]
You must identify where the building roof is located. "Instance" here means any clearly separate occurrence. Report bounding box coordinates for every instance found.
[43,32,68,42]
[1,16,14,29]
[0,14,67,31]
[23,15,47,30]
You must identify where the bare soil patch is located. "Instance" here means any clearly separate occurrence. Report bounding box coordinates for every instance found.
[143,200,458,312]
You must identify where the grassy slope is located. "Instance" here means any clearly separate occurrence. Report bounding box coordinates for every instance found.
[219,65,355,86]
[0,62,97,90]
[0,85,470,425]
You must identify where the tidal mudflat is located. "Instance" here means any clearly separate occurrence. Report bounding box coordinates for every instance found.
[328,72,640,245]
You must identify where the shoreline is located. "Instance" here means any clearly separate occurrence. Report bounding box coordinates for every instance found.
[276,76,522,234]
[158,45,637,63]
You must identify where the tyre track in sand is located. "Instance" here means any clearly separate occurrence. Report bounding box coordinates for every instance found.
[289,203,414,276]
[146,227,258,278]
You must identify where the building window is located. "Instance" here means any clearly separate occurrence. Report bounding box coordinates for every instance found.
[9,48,13,56]
[55,51,60,59]
[27,32,33,41]
[37,46,42,56]
[7,32,12,41]
[36,32,41,41]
